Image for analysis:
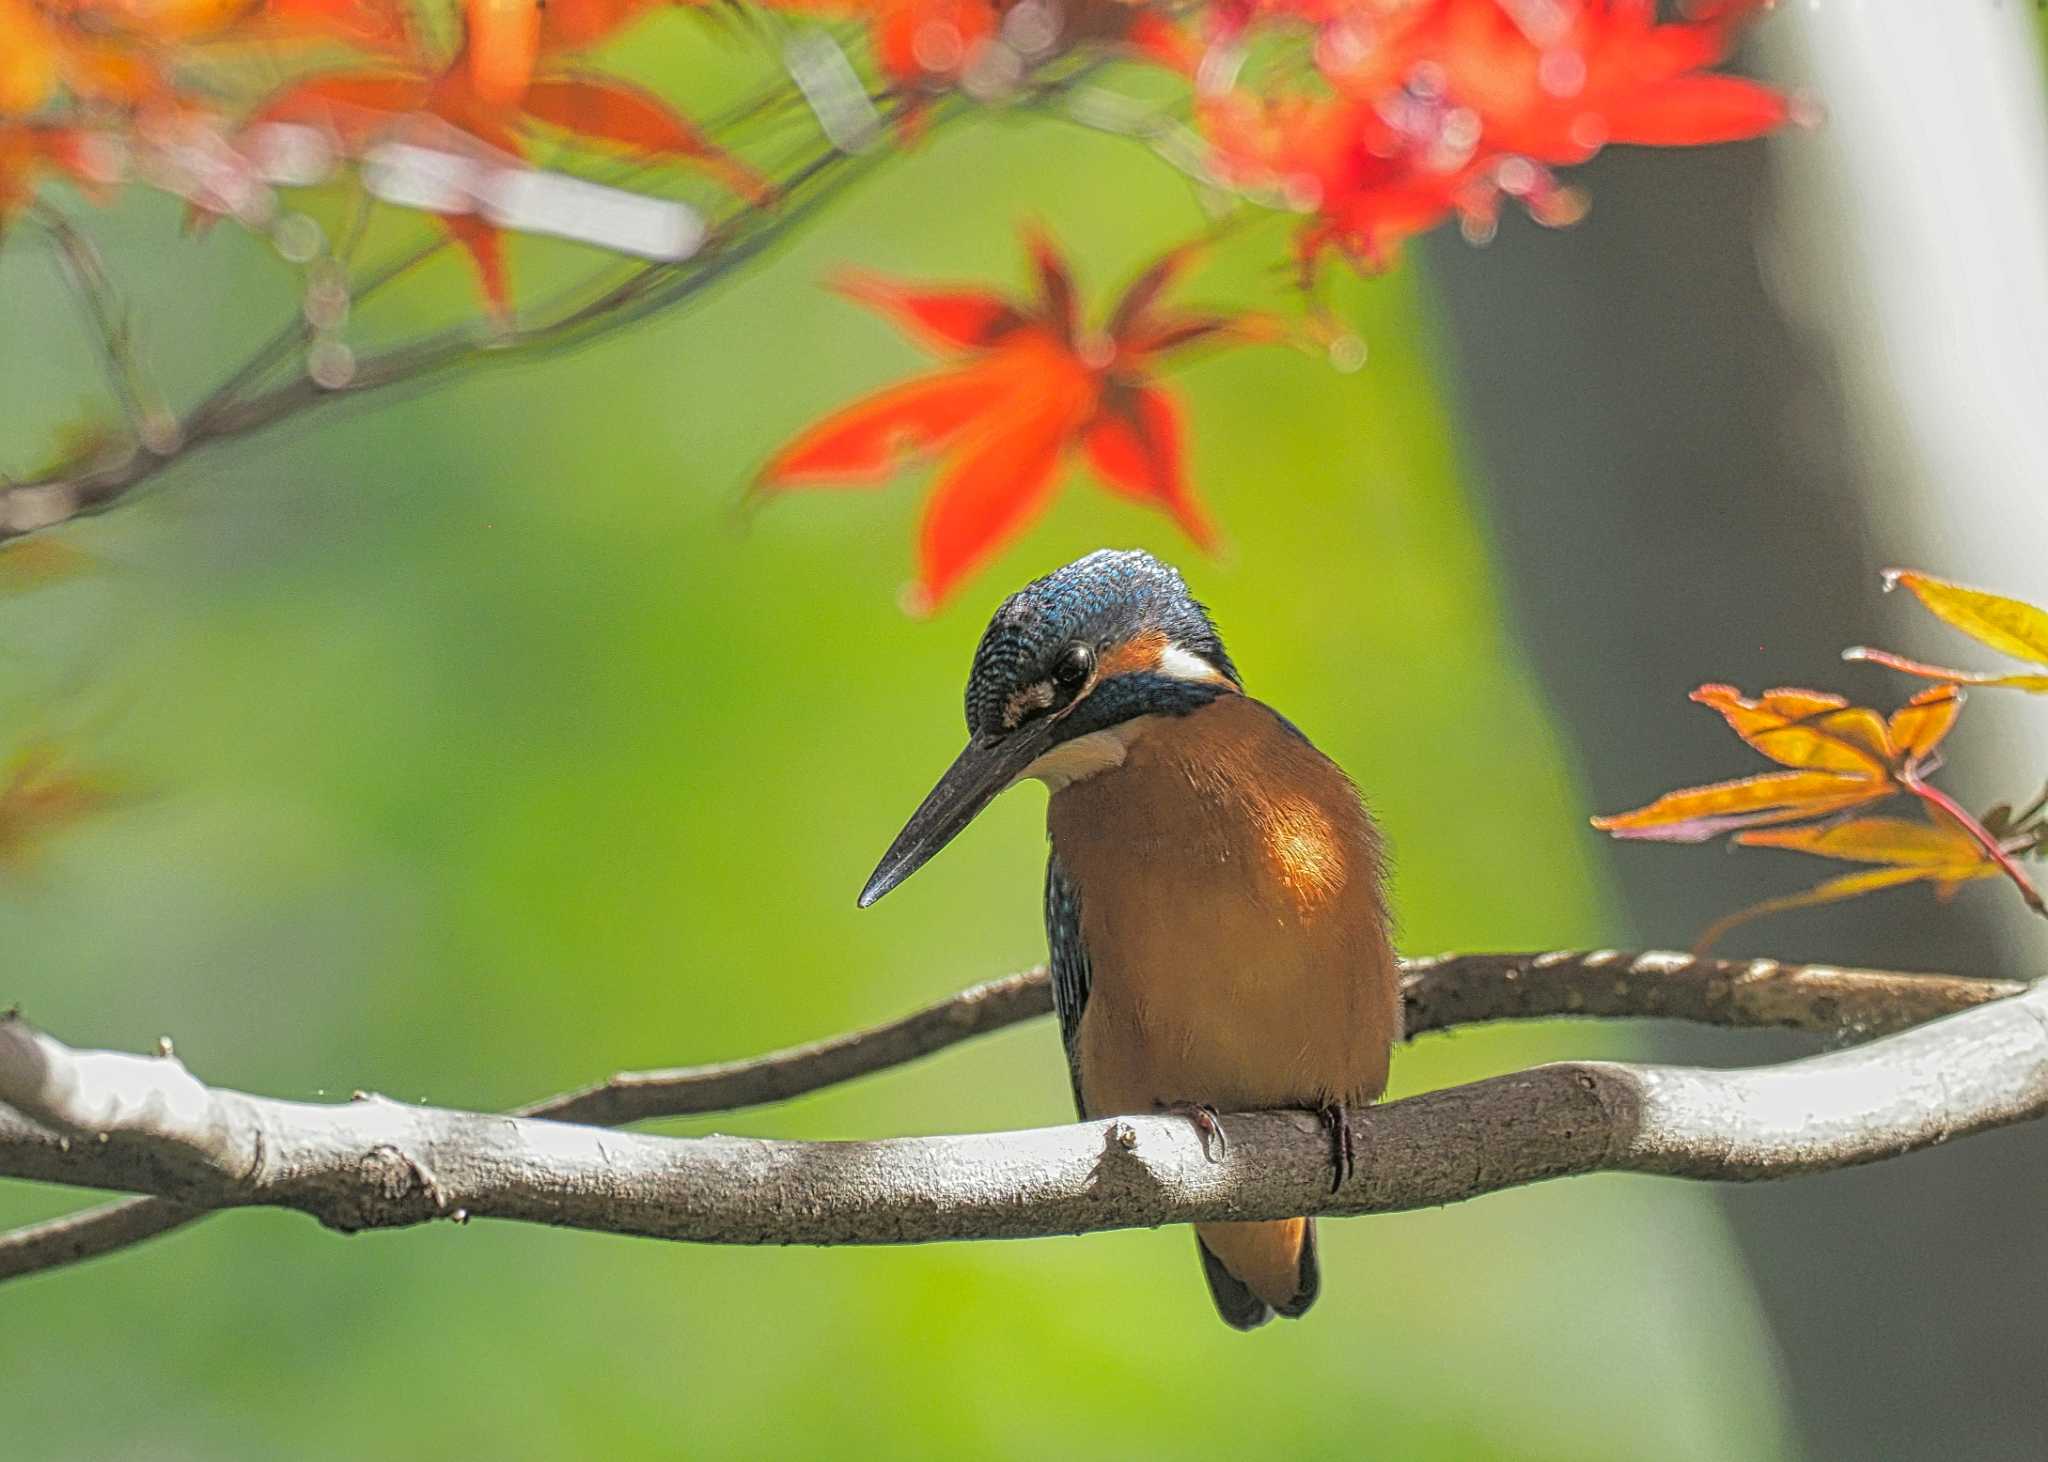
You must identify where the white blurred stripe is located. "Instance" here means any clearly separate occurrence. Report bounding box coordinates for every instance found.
[786,32,882,153]
[86,121,707,262]
[1767,3,2048,926]
[480,168,704,261]
[242,123,336,188]
[362,141,480,214]
[1772,3,2048,540]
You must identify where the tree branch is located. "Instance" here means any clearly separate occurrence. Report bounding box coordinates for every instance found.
[0,56,1061,546]
[0,1196,200,1283]
[523,968,1055,1125]
[529,949,2013,1124]
[0,952,2024,1268]
[0,132,882,541]
[36,209,178,456]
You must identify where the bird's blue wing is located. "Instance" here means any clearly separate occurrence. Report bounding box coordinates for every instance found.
[1043,852,1092,1117]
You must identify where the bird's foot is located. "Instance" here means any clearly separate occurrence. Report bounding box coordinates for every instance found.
[1158,1101,1229,1163]
[1318,1103,1355,1194]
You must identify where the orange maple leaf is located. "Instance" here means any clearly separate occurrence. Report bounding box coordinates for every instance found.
[1693,808,2014,951]
[1845,569,2048,694]
[0,0,173,116]
[0,535,93,594]
[0,741,120,875]
[463,0,688,105]
[0,0,360,116]
[0,121,105,232]
[755,229,1283,610]
[1592,683,1961,843]
[245,17,768,315]
[208,0,413,49]
[1597,677,2048,926]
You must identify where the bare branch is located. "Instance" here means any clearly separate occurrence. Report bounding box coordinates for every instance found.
[35,209,178,456]
[0,1197,200,1283]
[0,952,2028,1263]
[530,950,2014,1124]
[524,969,1054,1125]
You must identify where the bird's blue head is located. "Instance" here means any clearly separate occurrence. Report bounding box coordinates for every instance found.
[860,549,1239,907]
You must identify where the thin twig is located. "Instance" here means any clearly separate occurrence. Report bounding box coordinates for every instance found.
[0,53,942,545]
[1906,773,2048,917]
[0,38,1131,546]
[184,235,447,437]
[35,209,176,454]
[524,968,1053,1125]
[0,122,888,540]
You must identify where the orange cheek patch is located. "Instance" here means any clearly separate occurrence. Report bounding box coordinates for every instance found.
[1260,794,1347,912]
[1095,628,1169,681]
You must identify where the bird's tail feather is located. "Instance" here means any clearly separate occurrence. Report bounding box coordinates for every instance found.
[1195,1218,1319,1330]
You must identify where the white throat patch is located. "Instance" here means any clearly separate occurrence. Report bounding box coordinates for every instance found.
[1016,716,1157,791]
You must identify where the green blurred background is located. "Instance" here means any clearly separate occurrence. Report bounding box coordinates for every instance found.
[0,18,1839,1460]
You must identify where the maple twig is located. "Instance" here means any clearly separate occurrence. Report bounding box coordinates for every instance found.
[0,966,2041,1254]
[186,236,448,436]
[0,950,2016,1282]
[1905,774,2048,918]
[0,37,1017,545]
[0,38,1141,544]
[1843,646,1976,681]
[1059,85,1218,188]
[2011,782,2048,832]
[35,208,175,455]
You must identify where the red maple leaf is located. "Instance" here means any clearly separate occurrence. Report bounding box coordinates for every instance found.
[754,0,1192,137]
[754,0,1000,138]
[245,10,768,315]
[0,122,103,233]
[1201,90,1489,276]
[1204,0,1792,277]
[1322,0,1791,163]
[756,230,1281,610]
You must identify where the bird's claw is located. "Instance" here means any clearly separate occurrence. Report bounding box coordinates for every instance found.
[1319,1102,1355,1194]
[1159,1101,1229,1163]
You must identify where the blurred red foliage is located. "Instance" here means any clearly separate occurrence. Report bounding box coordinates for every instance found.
[0,0,1794,582]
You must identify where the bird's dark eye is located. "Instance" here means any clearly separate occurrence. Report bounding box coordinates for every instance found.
[1053,642,1094,692]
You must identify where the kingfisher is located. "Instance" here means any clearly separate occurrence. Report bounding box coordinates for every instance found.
[860,548,1401,1329]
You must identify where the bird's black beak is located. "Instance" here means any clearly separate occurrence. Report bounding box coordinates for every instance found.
[859,723,1055,908]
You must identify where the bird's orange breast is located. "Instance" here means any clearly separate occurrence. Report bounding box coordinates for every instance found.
[1045,694,1400,1118]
